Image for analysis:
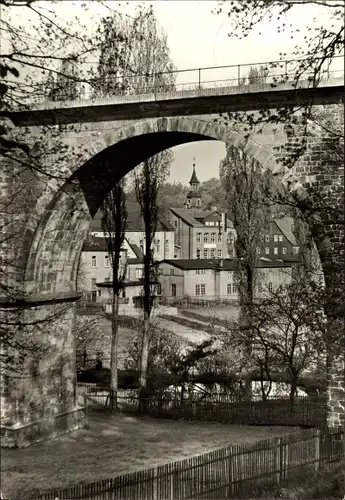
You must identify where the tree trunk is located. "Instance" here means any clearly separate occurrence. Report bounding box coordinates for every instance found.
[109,290,120,412]
[139,311,150,414]
[289,371,298,404]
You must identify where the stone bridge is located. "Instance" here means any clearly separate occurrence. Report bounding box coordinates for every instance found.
[0,78,343,446]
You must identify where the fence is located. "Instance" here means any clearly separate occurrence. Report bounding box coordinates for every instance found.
[81,389,327,428]
[39,426,343,500]
[11,54,344,106]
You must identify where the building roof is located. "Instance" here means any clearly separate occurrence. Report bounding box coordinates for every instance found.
[159,257,298,271]
[169,207,204,227]
[82,235,110,252]
[130,243,144,260]
[273,217,298,246]
[83,236,142,262]
[186,190,201,199]
[90,202,175,233]
[169,207,234,229]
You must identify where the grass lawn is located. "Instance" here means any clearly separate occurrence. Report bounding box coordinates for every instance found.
[2,412,299,499]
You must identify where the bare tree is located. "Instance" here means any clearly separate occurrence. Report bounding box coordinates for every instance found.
[227,279,327,402]
[133,151,172,412]
[101,181,127,411]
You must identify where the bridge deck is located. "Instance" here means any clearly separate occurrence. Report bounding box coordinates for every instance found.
[7,77,344,127]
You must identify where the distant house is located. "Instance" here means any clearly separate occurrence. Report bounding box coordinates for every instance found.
[158,257,297,302]
[80,235,144,302]
[90,201,175,261]
[257,217,300,259]
[95,279,161,310]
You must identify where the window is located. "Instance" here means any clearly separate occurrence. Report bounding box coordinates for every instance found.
[210,233,216,243]
[165,240,169,252]
[217,249,222,258]
[196,270,200,275]
[232,283,238,294]
[256,247,261,254]
[218,233,222,243]
[279,235,283,242]
[282,247,287,255]
[274,235,278,242]
[265,235,270,242]
[229,233,235,242]
[174,220,178,227]
[274,247,278,255]
[135,268,142,279]
[140,239,144,252]
[104,255,109,267]
[91,278,96,287]
[196,249,201,259]
[210,249,216,258]
[155,283,162,295]
[98,290,101,297]
[197,269,206,275]
[171,284,176,296]
[155,239,160,253]
[293,246,300,254]
[91,255,97,267]
[204,233,209,243]
[195,284,206,296]
[91,290,97,302]
[258,282,263,294]
[196,233,201,243]
[268,282,273,293]
[170,268,175,275]
[227,283,232,295]
[265,247,270,255]
[203,249,208,259]
[105,277,110,282]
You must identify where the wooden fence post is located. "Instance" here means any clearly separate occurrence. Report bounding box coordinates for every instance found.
[275,437,282,484]
[83,394,88,422]
[153,467,158,500]
[170,465,174,500]
[315,429,320,472]
[227,449,233,497]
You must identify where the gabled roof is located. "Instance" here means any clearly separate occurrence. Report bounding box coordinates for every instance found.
[274,217,298,246]
[82,236,142,261]
[169,207,234,229]
[169,207,204,227]
[130,243,144,260]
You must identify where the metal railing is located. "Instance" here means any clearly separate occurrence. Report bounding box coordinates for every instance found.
[6,54,344,106]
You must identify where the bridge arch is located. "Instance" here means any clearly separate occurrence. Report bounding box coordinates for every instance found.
[1,114,341,447]
[24,115,313,297]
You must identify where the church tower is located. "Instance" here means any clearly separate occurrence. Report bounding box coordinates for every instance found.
[185,157,201,209]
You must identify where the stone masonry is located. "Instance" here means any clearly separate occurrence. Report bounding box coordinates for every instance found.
[0,103,344,446]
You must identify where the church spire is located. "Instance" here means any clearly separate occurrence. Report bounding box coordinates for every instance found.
[189,157,200,186]
[186,157,201,209]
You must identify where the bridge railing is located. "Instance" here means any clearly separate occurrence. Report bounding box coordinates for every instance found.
[6,54,344,106]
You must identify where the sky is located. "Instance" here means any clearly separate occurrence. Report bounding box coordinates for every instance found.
[6,1,343,185]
